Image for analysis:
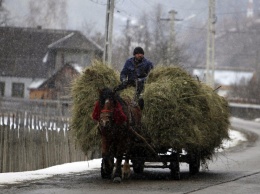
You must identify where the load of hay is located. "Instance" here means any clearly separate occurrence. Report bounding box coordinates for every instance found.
[70,60,120,154]
[142,65,230,161]
[70,61,230,162]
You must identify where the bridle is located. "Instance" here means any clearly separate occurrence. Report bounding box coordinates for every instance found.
[99,99,114,128]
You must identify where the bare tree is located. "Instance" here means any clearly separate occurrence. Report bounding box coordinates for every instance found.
[80,20,97,36]
[111,35,128,70]
[80,19,105,49]
[149,3,168,65]
[148,4,190,67]
[26,0,68,29]
[112,3,167,68]
[111,3,190,70]
[0,0,10,26]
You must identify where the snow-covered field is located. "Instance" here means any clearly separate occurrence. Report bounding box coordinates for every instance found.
[0,128,247,186]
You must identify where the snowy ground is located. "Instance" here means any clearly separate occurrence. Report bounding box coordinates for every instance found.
[0,127,248,186]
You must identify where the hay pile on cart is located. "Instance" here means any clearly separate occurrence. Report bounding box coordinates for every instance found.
[70,61,230,162]
[142,66,230,162]
[70,61,120,154]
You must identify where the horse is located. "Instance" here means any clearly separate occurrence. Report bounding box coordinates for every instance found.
[92,87,142,183]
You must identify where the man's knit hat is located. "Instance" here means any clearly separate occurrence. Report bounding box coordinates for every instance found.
[133,47,144,55]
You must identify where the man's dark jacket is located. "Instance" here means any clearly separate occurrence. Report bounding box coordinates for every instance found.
[120,57,153,82]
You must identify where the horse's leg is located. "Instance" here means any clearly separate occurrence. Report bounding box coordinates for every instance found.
[113,156,123,183]
[122,156,131,179]
[121,127,132,180]
[101,135,114,179]
[109,127,121,183]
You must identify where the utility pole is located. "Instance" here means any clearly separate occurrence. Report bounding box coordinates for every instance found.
[168,10,177,66]
[103,0,115,66]
[206,0,216,88]
[0,0,7,26]
[125,18,131,58]
[161,10,181,65]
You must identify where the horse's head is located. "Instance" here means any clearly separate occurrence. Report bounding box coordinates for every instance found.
[98,88,116,128]
[99,99,114,128]
[93,87,128,129]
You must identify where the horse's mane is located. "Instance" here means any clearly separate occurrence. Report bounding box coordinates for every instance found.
[99,87,126,108]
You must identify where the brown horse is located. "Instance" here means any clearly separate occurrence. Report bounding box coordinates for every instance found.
[92,87,142,183]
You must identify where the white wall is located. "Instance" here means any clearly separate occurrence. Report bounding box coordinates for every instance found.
[193,69,253,85]
[0,76,33,98]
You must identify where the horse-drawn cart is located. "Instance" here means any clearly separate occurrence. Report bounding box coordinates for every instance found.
[100,121,202,181]
[71,61,230,183]
[127,139,201,180]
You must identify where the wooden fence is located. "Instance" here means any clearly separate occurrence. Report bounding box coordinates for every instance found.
[0,111,100,173]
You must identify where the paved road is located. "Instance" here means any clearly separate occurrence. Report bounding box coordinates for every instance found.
[1,117,260,194]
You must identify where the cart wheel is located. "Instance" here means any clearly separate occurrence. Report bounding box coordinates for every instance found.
[132,160,144,174]
[170,161,180,180]
[170,152,180,180]
[189,153,200,175]
[101,158,114,179]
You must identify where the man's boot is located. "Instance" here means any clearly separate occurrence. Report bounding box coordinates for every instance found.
[138,98,144,110]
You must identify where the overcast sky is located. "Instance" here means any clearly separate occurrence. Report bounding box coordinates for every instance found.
[4,0,209,34]
[4,0,254,34]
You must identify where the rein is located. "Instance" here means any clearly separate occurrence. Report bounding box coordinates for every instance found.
[101,109,113,113]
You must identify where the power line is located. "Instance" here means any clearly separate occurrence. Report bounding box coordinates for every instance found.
[217,10,251,15]
[142,0,154,8]
[114,6,133,19]
[178,24,208,47]
[179,25,207,31]
[128,0,139,10]
[89,0,107,5]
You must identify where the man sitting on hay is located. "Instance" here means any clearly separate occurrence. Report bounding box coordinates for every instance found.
[114,47,153,109]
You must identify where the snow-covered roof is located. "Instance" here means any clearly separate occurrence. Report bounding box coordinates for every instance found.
[193,69,254,86]
[28,79,46,89]
[70,63,83,73]
[48,33,75,48]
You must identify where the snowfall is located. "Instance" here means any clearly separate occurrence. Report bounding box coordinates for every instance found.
[0,121,249,187]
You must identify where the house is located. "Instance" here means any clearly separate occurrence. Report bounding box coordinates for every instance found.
[29,63,82,100]
[193,67,254,98]
[0,26,103,99]
[190,18,260,99]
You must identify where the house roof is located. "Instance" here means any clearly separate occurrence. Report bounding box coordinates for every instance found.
[36,62,81,89]
[28,63,83,90]
[48,32,103,51]
[0,26,103,78]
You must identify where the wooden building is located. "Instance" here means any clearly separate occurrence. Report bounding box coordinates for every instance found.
[29,63,82,100]
[0,26,103,99]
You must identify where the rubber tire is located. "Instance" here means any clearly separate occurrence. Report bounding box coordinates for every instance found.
[189,153,200,175]
[101,158,114,179]
[170,161,180,180]
[132,160,144,174]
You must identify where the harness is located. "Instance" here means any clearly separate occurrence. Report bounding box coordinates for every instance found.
[101,109,113,113]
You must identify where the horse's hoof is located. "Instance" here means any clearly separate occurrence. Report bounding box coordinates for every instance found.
[113,177,122,183]
[123,172,130,179]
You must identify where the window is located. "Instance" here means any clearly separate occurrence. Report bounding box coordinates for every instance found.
[12,83,24,98]
[0,82,5,96]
